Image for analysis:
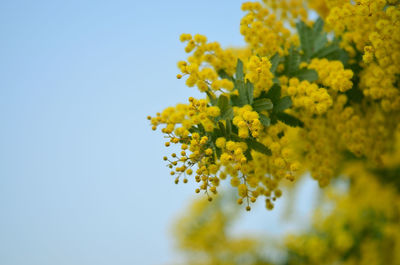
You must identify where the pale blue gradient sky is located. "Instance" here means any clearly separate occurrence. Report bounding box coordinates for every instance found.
[0,1,318,264]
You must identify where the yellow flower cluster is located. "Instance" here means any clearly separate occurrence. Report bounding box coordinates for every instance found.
[321,0,400,111]
[150,95,301,210]
[298,113,340,187]
[149,98,220,188]
[295,92,399,186]
[150,97,220,134]
[210,78,234,92]
[218,140,248,168]
[263,0,308,26]
[350,110,399,167]
[359,62,400,111]
[233,105,262,138]
[216,127,299,211]
[245,56,274,97]
[308,58,353,92]
[177,33,237,94]
[248,123,300,208]
[306,0,330,18]
[240,2,298,57]
[286,77,332,115]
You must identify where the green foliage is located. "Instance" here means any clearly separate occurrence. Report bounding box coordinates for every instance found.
[245,138,272,156]
[206,90,218,106]
[274,96,292,112]
[269,53,281,74]
[217,95,234,120]
[296,17,349,65]
[252,98,273,112]
[294,68,318,82]
[259,114,271,127]
[284,47,301,76]
[235,59,254,106]
[235,58,244,81]
[275,112,304,127]
[264,84,281,104]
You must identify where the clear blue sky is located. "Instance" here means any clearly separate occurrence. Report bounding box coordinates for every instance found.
[0,1,318,264]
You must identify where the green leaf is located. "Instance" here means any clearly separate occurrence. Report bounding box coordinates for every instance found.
[197,123,206,133]
[311,18,327,55]
[252,98,273,112]
[269,53,280,73]
[218,121,226,136]
[236,59,244,81]
[265,84,281,104]
[313,45,340,58]
[215,147,222,159]
[245,82,254,105]
[206,90,217,106]
[236,80,247,106]
[217,94,229,111]
[275,96,292,112]
[217,69,233,81]
[217,95,234,120]
[270,113,278,125]
[259,114,271,127]
[296,17,334,60]
[276,112,304,127]
[313,17,324,34]
[294,69,318,82]
[326,49,349,66]
[244,148,253,161]
[313,34,327,55]
[230,94,240,106]
[211,127,223,139]
[312,39,349,66]
[220,108,233,120]
[246,138,272,156]
[229,133,242,142]
[235,80,254,106]
[285,47,300,76]
[234,59,254,106]
[296,21,313,60]
[225,119,232,135]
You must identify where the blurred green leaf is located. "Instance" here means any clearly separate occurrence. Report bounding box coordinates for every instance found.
[259,114,271,127]
[265,84,281,104]
[246,138,272,156]
[225,119,232,135]
[270,53,280,74]
[236,59,244,81]
[217,69,233,81]
[285,47,300,76]
[296,21,313,60]
[295,69,318,82]
[276,112,304,127]
[218,121,226,136]
[245,81,254,105]
[275,96,292,112]
[206,90,217,106]
[217,95,234,120]
[253,98,273,112]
